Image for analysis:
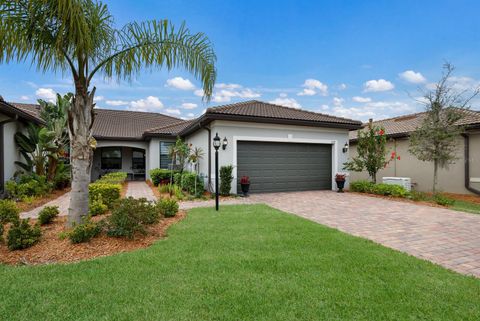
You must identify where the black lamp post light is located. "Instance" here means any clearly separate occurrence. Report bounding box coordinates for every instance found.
[213,133,221,211]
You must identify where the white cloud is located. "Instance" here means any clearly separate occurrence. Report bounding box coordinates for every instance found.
[352,96,372,103]
[181,102,198,109]
[321,104,329,110]
[298,79,328,96]
[194,89,204,97]
[269,96,301,109]
[20,95,30,101]
[105,100,129,106]
[186,113,195,118]
[448,76,480,91]
[166,77,196,90]
[279,92,288,98]
[363,79,395,92]
[333,97,344,107]
[212,85,260,103]
[94,95,104,102]
[216,83,242,90]
[399,70,426,84]
[165,108,181,115]
[35,88,56,102]
[331,99,416,121]
[129,96,164,111]
[338,83,347,90]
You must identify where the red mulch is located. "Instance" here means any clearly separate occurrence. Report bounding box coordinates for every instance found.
[0,211,186,266]
[443,193,480,204]
[16,188,71,212]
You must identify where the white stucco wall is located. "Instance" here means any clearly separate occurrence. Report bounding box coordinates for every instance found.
[184,128,210,188]
[186,120,350,194]
[2,119,26,188]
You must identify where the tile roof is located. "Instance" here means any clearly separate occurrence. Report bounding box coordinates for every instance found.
[1,101,44,124]
[8,102,43,119]
[92,109,183,140]
[349,108,480,141]
[144,119,196,136]
[205,100,362,126]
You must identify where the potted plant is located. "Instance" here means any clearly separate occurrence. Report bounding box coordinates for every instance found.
[335,173,347,193]
[240,176,250,197]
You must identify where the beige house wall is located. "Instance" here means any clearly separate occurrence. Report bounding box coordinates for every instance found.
[349,132,480,194]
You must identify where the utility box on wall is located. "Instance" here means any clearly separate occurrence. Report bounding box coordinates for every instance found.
[382,177,412,191]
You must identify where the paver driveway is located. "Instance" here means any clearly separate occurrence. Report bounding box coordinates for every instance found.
[247,191,480,278]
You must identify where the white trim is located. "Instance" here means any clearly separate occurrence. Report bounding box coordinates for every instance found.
[232,135,338,192]
[470,177,480,183]
[213,120,348,134]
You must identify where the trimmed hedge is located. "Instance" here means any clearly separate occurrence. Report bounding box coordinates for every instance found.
[97,172,127,184]
[149,169,179,186]
[178,172,204,197]
[7,219,41,250]
[67,218,103,244]
[89,183,121,208]
[38,206,59,225]
[350,180,410,198]
[157,198,179,218]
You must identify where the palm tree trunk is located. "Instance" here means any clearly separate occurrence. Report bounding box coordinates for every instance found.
[67,88,95,226]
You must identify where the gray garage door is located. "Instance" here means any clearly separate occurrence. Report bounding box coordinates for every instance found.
[236,141,332,193]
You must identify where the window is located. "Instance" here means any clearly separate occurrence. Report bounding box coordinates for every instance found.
[132,149,145,170]
[160,141,173,169]
[101,147,122,170]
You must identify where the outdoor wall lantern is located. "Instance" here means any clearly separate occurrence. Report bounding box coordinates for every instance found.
[213,133,221,211]
[222,137,228,150]
[342,142,349,153]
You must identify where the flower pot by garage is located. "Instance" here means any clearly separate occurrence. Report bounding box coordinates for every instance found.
[241,183,250,196]
[335,179,345,192]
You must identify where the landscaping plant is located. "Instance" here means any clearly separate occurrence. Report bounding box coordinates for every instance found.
[89,182,122,208]
[220,165,234,196]
[0,0,216,226]
[409,63,479,193]
[7,219,41,250]
[344,120,399,183]
[157,198,179,218]
[89,196,108,216]
[149,169,179,186]
[38,206,59,225]
[0,199,20,226]
[67,217,103,244]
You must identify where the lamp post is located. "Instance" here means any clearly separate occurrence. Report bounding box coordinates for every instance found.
[213,133,221,211]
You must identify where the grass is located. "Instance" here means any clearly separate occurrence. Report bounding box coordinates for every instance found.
[451,199,480,214]
[1,204,479,320]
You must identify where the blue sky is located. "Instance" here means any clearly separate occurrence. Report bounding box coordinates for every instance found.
[1,0,480,121]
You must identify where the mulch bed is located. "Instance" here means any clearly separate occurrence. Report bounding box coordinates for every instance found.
[16,188,71,212]
[348,191,447,209]
[443,192,480,204]
[0,211,186,266]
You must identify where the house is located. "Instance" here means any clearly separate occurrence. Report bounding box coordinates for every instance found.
[349,110,480,195]
[1,99,362,194]
[0,96,45,193]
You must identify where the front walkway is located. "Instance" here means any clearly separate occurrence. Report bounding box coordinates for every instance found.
[246,191,480,278]
[125,181,157,201]
[20,192,71,219]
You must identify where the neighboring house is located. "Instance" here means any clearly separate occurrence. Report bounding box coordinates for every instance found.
[0,97,45,193]
[349,110,480,195]
[2,99,362,194]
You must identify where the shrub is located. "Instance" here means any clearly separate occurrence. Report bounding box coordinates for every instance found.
[219,165,233,196]
[53,162,71,189]
[67,217,102,244]
[349,180,374,193]
[0,199,20,225]
[158,183,184,200]
[7,219,41,250]
[433,194,455,206]
[173,172,182,186]
[89,196,108,216]
[38,206,59,225]
[98,172,127,184]
[157,198,179,218]
[105,197,161,239]
[371,183,410,198]
[89,182,121,208]
[179,172,204,197]
[6,174,52,199]
[149,169,179,186]
[409,190,428,202]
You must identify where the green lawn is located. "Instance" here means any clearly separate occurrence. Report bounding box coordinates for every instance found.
[451,200,480,214]
[1,204,479,321]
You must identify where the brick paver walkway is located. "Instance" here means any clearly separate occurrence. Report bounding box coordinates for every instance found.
[245,191,480,278]
[126,181,157,201]
[20,192,71,219]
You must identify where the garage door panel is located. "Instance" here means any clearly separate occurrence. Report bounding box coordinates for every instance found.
[237,141,332,193]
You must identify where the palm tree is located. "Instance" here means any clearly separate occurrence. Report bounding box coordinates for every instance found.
[0,1,216,225]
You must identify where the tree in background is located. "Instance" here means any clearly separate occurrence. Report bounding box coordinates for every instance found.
[0,0,216,225]
[344,120,399,183]
[409,63,479,193]
[188,147,204,196]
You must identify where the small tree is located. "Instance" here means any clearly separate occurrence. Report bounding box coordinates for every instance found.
[344,120,399,183]
[188,147,204,196]
[409,63,479,193]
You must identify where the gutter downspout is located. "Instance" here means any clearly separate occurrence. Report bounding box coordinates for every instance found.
[462,133,480,195]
